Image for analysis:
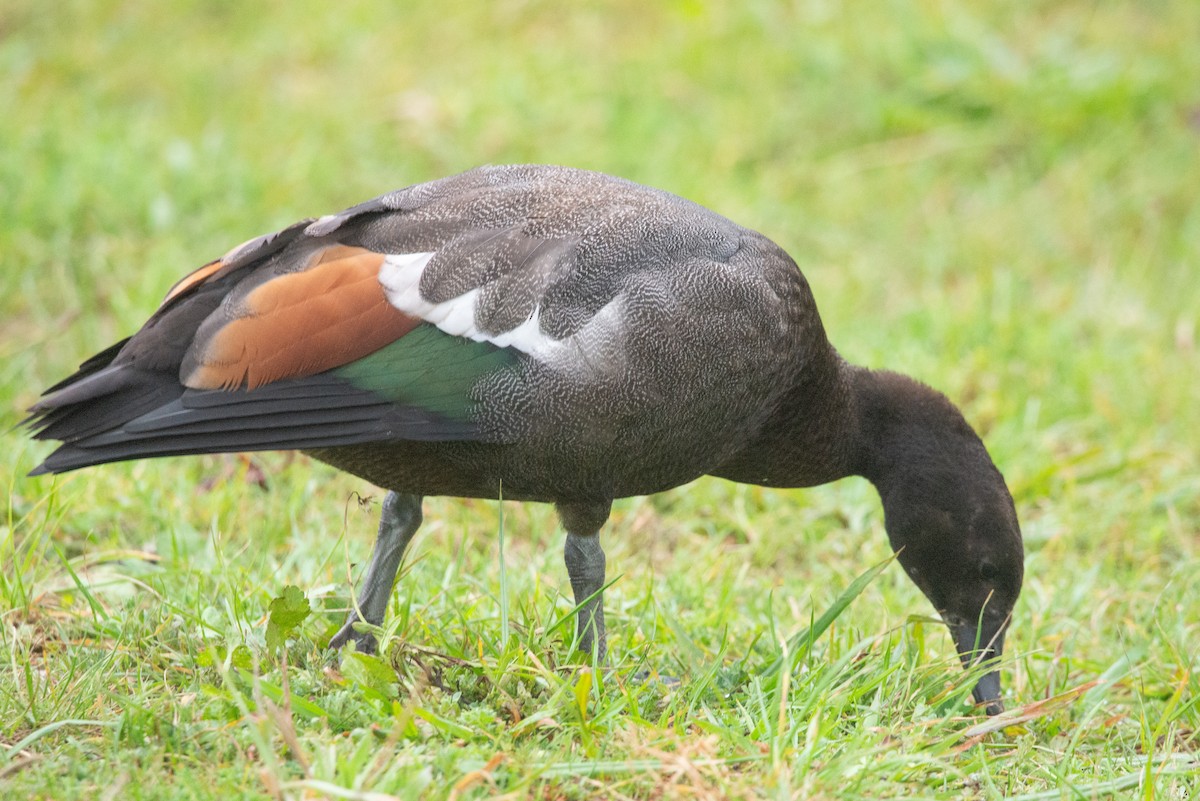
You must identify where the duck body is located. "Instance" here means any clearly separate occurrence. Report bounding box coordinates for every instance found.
[36,166,838,502]
[306,224,832,504]
[27,165,1022,715]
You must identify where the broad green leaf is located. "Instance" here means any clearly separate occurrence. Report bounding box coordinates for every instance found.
[265,585,311,651]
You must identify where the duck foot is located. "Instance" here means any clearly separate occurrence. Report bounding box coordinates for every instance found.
[328,492,423,656]
[328,618,378,654]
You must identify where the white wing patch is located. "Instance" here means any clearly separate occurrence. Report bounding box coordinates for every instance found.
[379,252,611,360]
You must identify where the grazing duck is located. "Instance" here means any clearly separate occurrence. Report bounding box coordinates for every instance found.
[26,165,1022,715]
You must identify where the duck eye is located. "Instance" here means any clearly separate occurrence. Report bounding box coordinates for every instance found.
[979,561,998,582]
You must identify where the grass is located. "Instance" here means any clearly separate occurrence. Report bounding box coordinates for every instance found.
[2,0,1198,797]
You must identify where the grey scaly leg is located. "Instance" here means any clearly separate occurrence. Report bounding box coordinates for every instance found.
[558,501,613,660]
[329,492,423,654]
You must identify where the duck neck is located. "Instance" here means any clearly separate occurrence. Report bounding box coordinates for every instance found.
[711,354,978,492]
[847,367,990,498]
[711,349,865,489]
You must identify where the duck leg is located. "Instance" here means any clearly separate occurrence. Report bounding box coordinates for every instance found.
[329,491,423,653]
[558,500,613,659]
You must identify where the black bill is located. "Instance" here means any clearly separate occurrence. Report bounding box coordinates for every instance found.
[952,620,1007,716]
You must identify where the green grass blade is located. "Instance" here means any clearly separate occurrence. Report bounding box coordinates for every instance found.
[759,552,896,689]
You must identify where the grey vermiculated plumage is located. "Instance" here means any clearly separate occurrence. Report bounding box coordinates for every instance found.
[26,165,1024,716]
[306,166,827,502]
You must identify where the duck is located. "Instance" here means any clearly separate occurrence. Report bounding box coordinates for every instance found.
[25,164,1023,716]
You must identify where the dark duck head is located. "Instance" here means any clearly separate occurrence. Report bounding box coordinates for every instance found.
[854,370,1023,715]
[23,164,1024,716]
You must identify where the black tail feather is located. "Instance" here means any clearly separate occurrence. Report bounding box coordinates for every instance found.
[39,337,131,396]
[27,370,480,476]
[27,370,182,443]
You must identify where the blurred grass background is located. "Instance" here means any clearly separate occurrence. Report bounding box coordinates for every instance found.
[2,0,1198,798]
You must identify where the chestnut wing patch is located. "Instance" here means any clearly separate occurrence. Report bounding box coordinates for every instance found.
[183,245,420,390]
